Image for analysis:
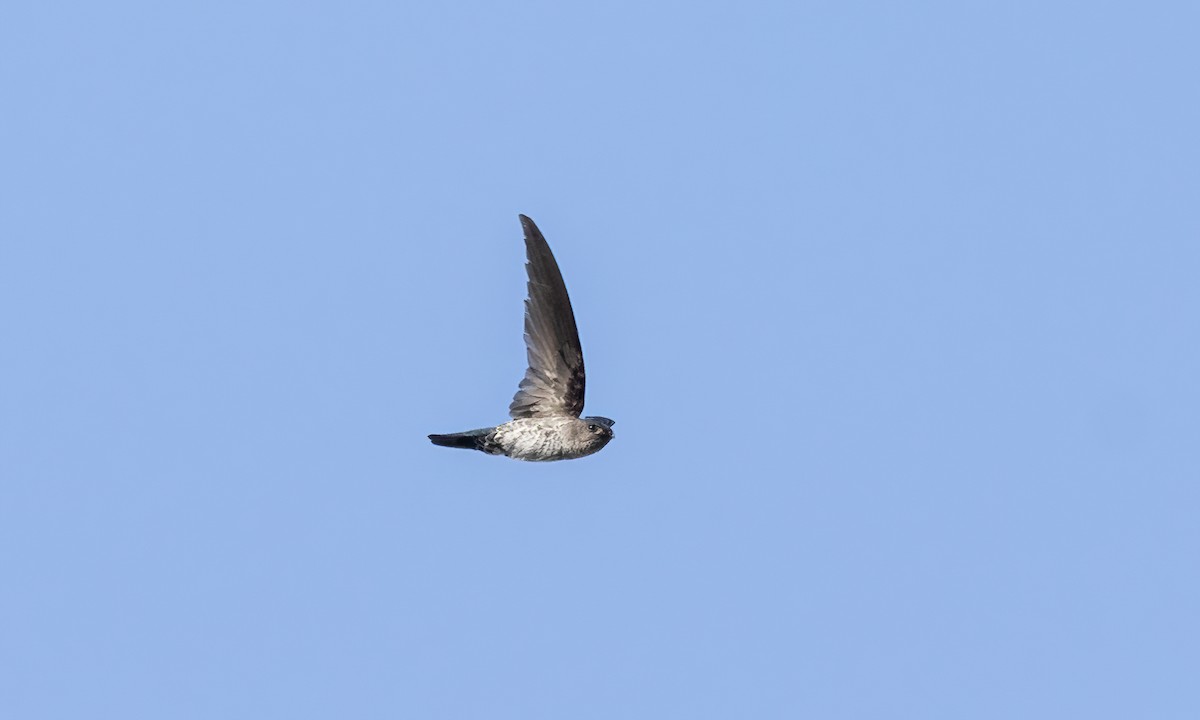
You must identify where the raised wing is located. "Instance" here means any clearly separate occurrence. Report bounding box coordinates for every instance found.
[509,215,586,419]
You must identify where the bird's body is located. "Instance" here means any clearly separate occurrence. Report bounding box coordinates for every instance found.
[428,215,615,462]
[430,415,615,461]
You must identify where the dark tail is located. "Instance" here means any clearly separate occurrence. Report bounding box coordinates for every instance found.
[428,427,494,452]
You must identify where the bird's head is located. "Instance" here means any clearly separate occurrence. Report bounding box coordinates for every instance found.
[582,416,616,447]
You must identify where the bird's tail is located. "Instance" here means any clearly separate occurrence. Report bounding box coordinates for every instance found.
[428,427,495,452]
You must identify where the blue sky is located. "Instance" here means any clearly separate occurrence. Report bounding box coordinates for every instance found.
[2,1,1198,718]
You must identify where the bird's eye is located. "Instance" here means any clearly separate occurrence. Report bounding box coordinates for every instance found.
[588,424,598,432]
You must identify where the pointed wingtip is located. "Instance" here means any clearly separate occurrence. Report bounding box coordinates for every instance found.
[519,214,543,238]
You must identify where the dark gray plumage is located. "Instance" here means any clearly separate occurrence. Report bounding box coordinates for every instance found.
[509,214,586,419]
[428,215,615,461]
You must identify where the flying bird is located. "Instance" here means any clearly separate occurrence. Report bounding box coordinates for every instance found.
[428,215,615,461]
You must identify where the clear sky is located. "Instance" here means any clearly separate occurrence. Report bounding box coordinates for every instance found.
[2,1,1197,718]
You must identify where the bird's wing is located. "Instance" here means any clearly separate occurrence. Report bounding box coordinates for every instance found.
[509,215,586,419]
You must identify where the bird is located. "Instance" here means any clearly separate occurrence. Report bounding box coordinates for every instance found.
[428,214,615,461]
